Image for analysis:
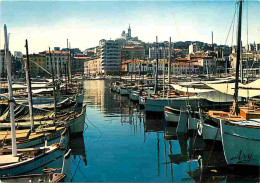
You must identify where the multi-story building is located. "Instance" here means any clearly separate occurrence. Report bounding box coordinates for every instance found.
[148,42,174,60]
[121,59,149,74]
[23,54,46,77]
[84,58,102,76]
[172,62,201,75]
[71,56,86,75]
[121,46,145,60]
[14,51,23,59]
[45,51,69,76]
[0,50,6,78]
[189,43,199,54]
[100,39,120,74]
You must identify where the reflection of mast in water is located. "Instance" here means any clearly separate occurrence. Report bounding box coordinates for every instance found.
[163,135,168,177]
[169,140,173,182]
[69,133,87,166]
[157,132,160,177]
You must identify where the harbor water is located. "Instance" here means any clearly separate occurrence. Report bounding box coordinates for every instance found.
[10,79,258,182]
[70,80,259,182]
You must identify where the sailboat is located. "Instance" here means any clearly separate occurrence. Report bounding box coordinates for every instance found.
[200,0,260,167]
[0,24,69,178]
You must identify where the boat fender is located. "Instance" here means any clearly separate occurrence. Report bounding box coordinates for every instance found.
[198,155,203,170]
[197,120,203,136]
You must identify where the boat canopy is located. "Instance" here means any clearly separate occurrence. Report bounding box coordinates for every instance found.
[170,84,214,93]
[206,79,260,98]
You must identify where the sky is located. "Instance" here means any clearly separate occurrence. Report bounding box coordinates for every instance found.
[0,0,260,53]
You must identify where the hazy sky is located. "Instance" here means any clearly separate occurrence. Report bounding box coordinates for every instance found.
[0,0,260,53]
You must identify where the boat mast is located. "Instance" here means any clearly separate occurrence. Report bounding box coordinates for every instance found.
[234,0,243,115]
[25,39,35,132]
[67,39,71,84]
[68,42,72,84]
[49,47,57,119]
[4,24,17,156]
[167,37,172,97]
[154,36,159,94]
[163,43,165,98]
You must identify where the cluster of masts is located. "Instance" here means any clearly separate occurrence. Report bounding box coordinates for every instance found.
[0,24,86,180]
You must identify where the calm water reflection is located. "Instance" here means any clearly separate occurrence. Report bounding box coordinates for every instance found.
[70,80,259,182]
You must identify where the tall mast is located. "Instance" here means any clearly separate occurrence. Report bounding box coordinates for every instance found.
[154,36,158,94]
[56,57,60,80]
[68,42,72,84]
[64,63,67,94]
[49,47,57,119]
[25,39,35,132]
[167,37,172,97]
[162,43,165,98]
[234,0,243,115]
[67,39,71,84]
[212,31,214,50]
[4,24,17,156]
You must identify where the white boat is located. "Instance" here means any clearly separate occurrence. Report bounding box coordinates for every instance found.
[0,129,68,178]
[67,105,86,134]
[145,96,200,113]
[164,106,180,124]
[220,119,260,166]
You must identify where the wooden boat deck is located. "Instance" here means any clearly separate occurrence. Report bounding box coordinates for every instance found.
[0,155,20,166]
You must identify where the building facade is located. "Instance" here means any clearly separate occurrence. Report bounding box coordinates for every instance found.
[121,46,145,60]
[100,39,120,74]
[45,51,69,76]
[84,58,102,76]
[189,43,199,54]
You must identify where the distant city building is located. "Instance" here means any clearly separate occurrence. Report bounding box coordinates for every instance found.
[61,48,81,54]
[0,50,6,78]
[71,55,86,75]
[116,25,143,46]
[189,43,199,54]
[148,41,174,60]
[121,46,145,60]
[45,51,69,76]
[22,54,46,77]
[99,39,120,74]
[84,58,102,76]
[14,51,23,59]
[54,47,60,51]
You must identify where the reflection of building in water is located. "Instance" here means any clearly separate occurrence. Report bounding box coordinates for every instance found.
[84,80,130,114]
[84,80,105,108]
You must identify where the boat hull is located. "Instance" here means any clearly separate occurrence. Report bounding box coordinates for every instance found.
[0,147,63,178]
[17,129,64,149]
[145,96,200,113]
[220,120,260,166]
[76,93,84,106]
[202,123,221,142]
[68,105,86,134]
[129,91,139,101]
[164,107,180,124]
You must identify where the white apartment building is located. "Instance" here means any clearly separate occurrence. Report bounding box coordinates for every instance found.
[99,39,120,74]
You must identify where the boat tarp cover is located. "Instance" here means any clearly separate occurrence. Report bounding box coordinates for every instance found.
[206,79,260,98]
[170,84,214,93]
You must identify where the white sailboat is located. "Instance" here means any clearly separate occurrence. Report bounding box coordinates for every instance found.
[0,25,69,178]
